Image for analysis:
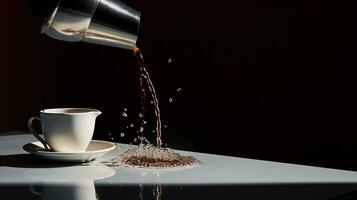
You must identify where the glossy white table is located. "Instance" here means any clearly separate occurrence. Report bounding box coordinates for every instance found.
[1,134,357,186]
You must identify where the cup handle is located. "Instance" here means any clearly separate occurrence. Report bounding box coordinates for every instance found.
[28,117,50,150]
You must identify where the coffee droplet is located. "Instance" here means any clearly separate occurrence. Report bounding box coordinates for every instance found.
[168,58,173,63]
[124,108,128,112]
[168,98,173,103]
[122,112,128,117]
[120,133,125,137]
[130,124,135,128]
[177,87,182,92]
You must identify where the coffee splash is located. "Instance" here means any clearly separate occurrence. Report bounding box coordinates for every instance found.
[120,143,201,168]
[116,47,201,169]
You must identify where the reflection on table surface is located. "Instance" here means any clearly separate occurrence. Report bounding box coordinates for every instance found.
[1,183,357,200]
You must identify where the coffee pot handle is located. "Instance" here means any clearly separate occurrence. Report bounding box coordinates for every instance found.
[28,117,50,150]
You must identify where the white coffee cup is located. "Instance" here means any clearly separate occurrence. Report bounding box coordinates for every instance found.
[28,108,102,152]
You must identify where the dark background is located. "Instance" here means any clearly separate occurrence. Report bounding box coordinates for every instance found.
[0,1,352,170]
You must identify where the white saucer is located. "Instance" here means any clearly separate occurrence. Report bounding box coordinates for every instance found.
[23,140,116,163]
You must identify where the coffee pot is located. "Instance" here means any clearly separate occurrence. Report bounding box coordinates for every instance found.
[39,0,140,50]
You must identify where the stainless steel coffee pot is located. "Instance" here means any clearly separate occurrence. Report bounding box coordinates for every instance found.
[41,0,140,50]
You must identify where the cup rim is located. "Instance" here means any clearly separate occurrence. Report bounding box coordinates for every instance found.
[40,108,101,115]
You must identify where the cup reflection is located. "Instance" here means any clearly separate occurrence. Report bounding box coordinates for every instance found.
[25,165,115,200]
[30,181,97,200]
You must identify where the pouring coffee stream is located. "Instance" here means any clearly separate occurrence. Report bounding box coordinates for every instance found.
[134,47,163,148]
[37,0,201,168]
